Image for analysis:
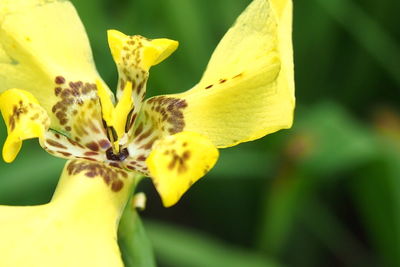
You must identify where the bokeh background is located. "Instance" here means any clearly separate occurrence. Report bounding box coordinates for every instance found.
[1,0,400,266]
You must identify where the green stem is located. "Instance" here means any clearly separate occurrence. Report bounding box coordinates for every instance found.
[118,176,156,267]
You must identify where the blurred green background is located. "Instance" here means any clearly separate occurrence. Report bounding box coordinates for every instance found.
[1,0,400,266]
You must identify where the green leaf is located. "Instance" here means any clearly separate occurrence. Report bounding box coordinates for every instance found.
[350,149,400,266]
[0,140,65,205]
[118,203,156,267]
[257,102,380,255]
[146,220,280,267]
[301,198,374,266]
[293,103,379,176]
[314,0,400,86]
[211,148,274,179]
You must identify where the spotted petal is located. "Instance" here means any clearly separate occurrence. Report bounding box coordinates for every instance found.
[0,0,111,136]
[139,0,294,148]
[0,89,50,162]
[146,131,219,207]
[107,30,178,135]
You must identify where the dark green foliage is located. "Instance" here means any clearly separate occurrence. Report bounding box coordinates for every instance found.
[1,0,400,266]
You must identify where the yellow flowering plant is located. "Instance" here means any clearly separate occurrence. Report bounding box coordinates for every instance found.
[0,0,294,266]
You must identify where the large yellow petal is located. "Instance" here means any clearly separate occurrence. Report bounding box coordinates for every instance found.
[146,131,219,207]
[0,89,50,162]
[0,160,137,267]
[184,0,294,148]
[0,0,111,134]
[140,0,294,148]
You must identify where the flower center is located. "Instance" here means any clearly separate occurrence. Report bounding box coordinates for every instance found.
[105,147,129,161]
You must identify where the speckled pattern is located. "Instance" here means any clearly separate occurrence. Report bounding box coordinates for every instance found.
[7,99,50,135]
[66,160,128,192]
[38,34,189,190]
[114,35,151,133]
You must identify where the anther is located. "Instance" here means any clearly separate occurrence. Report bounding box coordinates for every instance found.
[106,147,129,161]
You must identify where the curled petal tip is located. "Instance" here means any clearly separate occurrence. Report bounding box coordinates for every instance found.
[0,89,49,163]
[107,29,127,61]
[147,38,179,66]
[2,136,21,163]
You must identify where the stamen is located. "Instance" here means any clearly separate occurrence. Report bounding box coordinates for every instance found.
[106,147,129,161]
[106,126,120,153]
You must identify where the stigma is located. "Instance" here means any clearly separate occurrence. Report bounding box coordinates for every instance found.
[97,80,134,154]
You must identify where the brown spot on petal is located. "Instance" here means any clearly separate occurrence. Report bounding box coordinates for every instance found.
[84,151,99,156]
[167,150,190,174]
[182,150,191,160]
[57,151,72,157]
[46,139,68,149]
[55,76,65,84]
[137,155,146,161]
[66,160,128,192]
[86,142,99,152]
[111,180,124,192]
[134,123,143,136]
[99,139,111,149]
[54,87,62,96]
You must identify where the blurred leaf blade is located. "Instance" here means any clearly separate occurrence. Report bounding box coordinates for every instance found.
[350,148,400,266]
[146,220,280,267]
[301,198,375,266]
[118,203,156,267]
[314,0,400,86]
[257,102,381,257]
[0,141,65,205]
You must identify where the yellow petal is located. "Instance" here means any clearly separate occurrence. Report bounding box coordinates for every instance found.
[184,0,294,147]
[146,131,219,207]
[0,159,137,267]
[0,89,50,162]
[114,81,134,138]
[142,38,179,69]
[0,0,111,134]
[141,0,294,148]
[107,29,178,133]
[96,80,115,125]
[108,29,178,72]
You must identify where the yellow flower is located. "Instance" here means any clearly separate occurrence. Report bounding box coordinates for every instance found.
[0,0,294,265]
[0,0,294,207]
[0,0,295,207]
